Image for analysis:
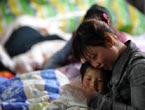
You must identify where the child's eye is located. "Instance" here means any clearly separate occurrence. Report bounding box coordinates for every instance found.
[84,77,91,81]
[86,78,91,81]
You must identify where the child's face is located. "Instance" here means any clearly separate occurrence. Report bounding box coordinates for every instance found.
[82,68,106,94]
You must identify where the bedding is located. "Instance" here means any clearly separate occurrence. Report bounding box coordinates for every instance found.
[45,84,88,110]
[0,69,69,110]
[96,0,145,35]
[12,40,67,74]
[0,0,145,42]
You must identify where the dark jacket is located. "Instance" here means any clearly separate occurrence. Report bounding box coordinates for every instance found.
[89,40,145,110]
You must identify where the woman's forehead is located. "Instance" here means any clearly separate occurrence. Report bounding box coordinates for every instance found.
[80,53,91,63]
[83,47,94,55]
[81,47,96,59]
[80,49,88,61]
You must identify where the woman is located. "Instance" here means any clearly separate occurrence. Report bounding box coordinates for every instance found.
[72,19,145,110]
[43,4,127,69]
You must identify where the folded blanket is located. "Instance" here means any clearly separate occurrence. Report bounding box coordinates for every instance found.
[0,69,69,110]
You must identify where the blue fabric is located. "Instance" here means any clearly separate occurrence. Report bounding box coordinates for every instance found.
[0,69,61,110]
[41,69,60,100]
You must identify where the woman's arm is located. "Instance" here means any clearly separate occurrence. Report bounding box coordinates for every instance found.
[88,63,145,110]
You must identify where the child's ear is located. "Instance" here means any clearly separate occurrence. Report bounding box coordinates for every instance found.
[105,33,114,48]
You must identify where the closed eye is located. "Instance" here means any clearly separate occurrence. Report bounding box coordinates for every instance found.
[85,78,91,81]
[91,54,97,60]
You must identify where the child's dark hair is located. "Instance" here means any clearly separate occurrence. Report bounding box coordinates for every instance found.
[80,62,91,80]
[83,4,112,23]
[80,62,111,81]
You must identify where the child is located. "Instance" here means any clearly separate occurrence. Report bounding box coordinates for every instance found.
[80,62,111,96]
[45,63,111,110]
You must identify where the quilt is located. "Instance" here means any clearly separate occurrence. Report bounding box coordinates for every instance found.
[0,69,69,110]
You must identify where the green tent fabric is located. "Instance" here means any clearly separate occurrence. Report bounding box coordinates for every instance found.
[0,0,144,40]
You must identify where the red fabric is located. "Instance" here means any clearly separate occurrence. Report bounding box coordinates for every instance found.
[0,71,14,79]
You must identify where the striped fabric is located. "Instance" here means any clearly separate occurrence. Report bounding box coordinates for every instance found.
[96,0,145,35]
[0,0,145,40]
[0,0,95,37]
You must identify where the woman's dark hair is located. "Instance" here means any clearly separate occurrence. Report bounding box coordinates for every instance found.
[83,4,112,23]
[72,19,115,61]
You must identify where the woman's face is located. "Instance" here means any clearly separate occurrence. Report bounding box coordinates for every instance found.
[81,45,118,70]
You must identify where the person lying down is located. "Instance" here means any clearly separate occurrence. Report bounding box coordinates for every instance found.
[45,63,111,110]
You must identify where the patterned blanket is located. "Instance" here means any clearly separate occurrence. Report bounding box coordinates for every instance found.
[0,69,69,110]
[0,0,144,41]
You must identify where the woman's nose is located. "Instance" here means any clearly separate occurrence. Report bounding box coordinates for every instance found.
[90,61,101,68]
[90,61,97,68]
